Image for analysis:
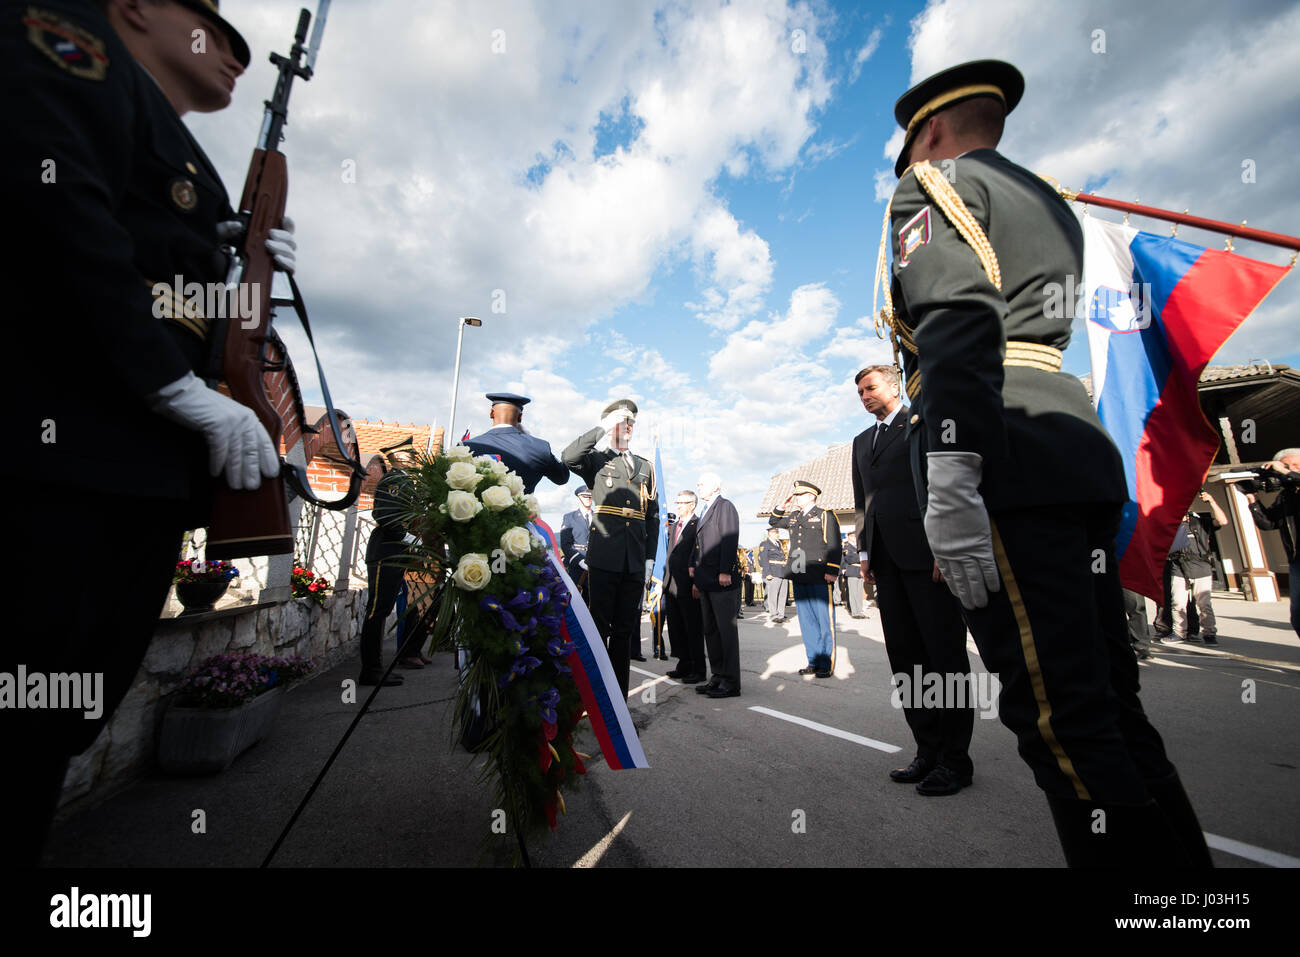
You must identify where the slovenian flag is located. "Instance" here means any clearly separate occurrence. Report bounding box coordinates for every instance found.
[529,518,648,770]
[1081,217,1288,600]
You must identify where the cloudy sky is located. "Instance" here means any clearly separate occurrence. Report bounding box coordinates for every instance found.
[191,0,1300,539]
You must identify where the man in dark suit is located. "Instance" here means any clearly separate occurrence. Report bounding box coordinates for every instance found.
[690,473,742,698]
[664,491,705,682]
[464,392,570,494]
[852,364,974,796]
[758,527,789,622]
[884,59,1208,863]
[562,399,659,696]
[559,485,593,601]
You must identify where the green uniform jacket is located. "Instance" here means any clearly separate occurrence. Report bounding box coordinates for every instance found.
[6,0,236,510]
[561,428,659,574]
[889,149,1126,512]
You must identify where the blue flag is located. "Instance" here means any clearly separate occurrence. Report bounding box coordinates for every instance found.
[647,439,670,641]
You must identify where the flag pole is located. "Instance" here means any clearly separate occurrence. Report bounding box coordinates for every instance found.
[1054,184,1300,254]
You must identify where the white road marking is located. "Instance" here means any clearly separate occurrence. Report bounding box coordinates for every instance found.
[1205,832,1300,868]
[627,667,677,699]
[573,810,632,868]
[749,705,901,753]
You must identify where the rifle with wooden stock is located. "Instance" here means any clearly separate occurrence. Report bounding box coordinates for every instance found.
[206,1,365,561]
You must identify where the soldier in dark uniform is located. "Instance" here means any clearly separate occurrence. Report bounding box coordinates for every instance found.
[358,446,430,684]
[769,481,842,678]
[463,392,570,494]
[883,59,1209,865]
[839,535,867,618]
[2,0,294,865]
[562,399,659,696]
[559,485,593,601]
[758,527,789,622]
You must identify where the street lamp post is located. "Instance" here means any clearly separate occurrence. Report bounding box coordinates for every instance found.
[438,316,482,454]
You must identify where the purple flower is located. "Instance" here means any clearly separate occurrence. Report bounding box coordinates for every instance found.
[498,655,542,688]
[538,687,560,724]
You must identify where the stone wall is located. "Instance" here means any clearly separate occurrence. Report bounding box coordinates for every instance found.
[58,588,373,814]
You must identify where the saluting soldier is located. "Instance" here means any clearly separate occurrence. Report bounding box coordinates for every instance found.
[463,392,570,494]
[3,0,297,865]
[562,399,659,696]
[769,481,842,678]
[882,59,1208,865]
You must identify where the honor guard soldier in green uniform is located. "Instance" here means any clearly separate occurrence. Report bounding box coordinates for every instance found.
[2,0,295,865]
[880,59,1209,866]
[769,480,842,678]
[562,399,659,696]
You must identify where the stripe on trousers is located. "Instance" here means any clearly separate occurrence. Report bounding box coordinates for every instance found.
[989,519,1090,801]
[826,583,837,671]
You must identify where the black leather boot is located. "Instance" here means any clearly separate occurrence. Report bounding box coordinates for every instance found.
[1046,797,1191,867]
[1145,770,1214,868]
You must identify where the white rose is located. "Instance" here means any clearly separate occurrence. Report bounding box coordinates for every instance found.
[500,526,533,559]
[504,473,525,498]
[488,460,509,476]
[522,494,540,517]
[473,454,498,468]
[481,485,514,511]
[453,553,491,591]
[445,461,482,491]
[446,489,483,522]
[446,445,473,462]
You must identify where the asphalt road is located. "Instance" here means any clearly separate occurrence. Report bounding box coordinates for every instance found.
[43,595,1300,870]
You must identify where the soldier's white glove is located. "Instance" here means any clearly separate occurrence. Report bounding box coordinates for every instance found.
[578,558,588,571]
[402,533,418,546]
[923,451,1000,610]
[217,216,297,273]
[601,409,634,434]
[645,558,655,584]
[148,372,280,490]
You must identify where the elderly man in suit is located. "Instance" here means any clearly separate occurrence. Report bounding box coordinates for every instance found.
[464,392,570,494]
[852,364,973,796]
[690,473,743,698]
[664,490,706,682]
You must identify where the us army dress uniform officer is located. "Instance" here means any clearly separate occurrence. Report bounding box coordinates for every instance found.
[562,399,660,696]
[769,480,842,677]
[463,392,570,494]
[1,0,291,866]
[882,59,1209,866]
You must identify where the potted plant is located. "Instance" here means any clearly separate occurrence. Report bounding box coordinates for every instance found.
[173,558,240,615]
[157,653,314,773]
[291,565,331,607]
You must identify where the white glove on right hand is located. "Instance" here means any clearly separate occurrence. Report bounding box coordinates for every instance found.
[600,409,633,433]
[923,451,1000,610]
[148,372,280,490]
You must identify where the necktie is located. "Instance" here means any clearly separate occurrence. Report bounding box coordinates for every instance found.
[873,422,883,452]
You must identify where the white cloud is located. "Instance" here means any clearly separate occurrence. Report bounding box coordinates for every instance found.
[849,26,884,84]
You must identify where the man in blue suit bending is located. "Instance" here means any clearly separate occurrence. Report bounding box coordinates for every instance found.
[463,392,570,493]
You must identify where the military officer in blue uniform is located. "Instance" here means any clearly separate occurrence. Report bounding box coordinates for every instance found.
[883,59,1209,865]
[769,480,842,677]
[3,0,293,865]
[559,484,593,599]
[562,399,659,696]
[463,392,570,494]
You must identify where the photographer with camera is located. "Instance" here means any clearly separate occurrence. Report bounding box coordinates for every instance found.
[1241,449,1300,639]
[1165,491,1227,645]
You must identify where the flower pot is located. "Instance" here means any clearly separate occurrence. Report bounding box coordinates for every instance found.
[156,686,284,773]
[175,579,231,615]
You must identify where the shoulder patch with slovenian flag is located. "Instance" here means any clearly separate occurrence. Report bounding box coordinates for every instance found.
[1081,216,1288,600]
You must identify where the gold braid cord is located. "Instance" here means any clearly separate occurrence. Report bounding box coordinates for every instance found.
[874,161,1004,380]
[872,196,915,368]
